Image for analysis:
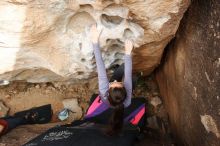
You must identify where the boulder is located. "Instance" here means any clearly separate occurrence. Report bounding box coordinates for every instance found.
[0,0,189,82]
[62,98,83,121]
[156,0,220,145]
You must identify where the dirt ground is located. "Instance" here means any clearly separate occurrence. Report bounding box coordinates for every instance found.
[0,77,99,122]
[0,74,172,146]
[0,123,59,146]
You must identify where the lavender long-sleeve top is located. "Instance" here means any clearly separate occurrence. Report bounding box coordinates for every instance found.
[93,43,132,107]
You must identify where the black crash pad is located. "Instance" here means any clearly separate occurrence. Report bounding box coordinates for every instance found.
[23,124,139,146]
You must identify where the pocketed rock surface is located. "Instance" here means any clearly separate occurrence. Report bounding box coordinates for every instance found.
[0,0,189,82]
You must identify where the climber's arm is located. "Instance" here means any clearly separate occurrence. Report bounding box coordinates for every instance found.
[123,40,133,107]
[90,25,110,104]
[93,43,110,104]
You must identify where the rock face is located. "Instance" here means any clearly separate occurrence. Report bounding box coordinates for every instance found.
[156,0,220,145]
[0,0,189,82]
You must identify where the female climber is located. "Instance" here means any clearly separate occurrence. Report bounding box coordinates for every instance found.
[88,24,134,135]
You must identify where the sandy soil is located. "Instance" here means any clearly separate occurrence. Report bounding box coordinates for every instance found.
[0,77,99,122]
[0,74,170,146]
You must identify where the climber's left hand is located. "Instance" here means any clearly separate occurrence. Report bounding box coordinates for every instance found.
[90,24,102,44]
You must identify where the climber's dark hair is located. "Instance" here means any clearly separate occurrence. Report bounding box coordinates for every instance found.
[107,87,126,135]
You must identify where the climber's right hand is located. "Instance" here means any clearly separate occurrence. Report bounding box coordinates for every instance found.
[125,39,133,55]
[90,24,102,44]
